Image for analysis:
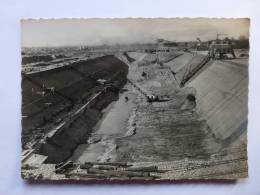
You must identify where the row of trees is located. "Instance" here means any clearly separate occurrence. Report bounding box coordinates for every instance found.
[162,36,249,49]
[232,36,249,49]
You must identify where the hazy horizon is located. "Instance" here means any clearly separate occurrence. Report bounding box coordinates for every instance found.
[21,18,249,47]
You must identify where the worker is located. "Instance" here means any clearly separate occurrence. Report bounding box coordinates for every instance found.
[142,71,147,77]
[50,87,55,95]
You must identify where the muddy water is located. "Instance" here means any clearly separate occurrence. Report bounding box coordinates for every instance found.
[69,84,138,163]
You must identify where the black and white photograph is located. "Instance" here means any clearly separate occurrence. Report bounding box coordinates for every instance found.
[21,18,249,181]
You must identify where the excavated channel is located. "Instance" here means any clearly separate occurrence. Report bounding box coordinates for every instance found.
[22,55,129,163]
[69,83,138,163]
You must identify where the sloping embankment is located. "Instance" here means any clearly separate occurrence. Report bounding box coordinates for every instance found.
[126,51,182,66]
[175,54,210,87]
[187,58,248,142]
[22,55,128,163]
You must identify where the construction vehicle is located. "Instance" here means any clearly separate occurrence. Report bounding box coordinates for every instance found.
[208,34,236,59]
[146,94,170,103]
[146,95,159,103]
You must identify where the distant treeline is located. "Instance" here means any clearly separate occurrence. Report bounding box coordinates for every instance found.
[161,36,249,49]
[232,39,249,49]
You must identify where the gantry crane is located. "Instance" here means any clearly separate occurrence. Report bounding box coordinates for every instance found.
[208,34,236,59]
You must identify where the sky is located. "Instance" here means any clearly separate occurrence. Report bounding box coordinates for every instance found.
[21,18,250,47]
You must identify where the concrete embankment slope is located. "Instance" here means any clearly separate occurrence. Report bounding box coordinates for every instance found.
[165,53,209,86]
[126,51,182,66]
[22,55,128,163]
[187,58,248,142]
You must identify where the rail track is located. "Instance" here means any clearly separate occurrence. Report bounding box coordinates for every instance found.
[180,54,211,87]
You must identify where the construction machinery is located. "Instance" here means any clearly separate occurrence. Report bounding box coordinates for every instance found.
[208,34,236,59]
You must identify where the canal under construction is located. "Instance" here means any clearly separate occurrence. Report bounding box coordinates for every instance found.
[21,48,248,180]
